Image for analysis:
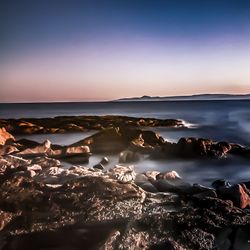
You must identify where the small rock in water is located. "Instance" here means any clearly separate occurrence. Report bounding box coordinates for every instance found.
[93,163,104,170]
[100,157,109,165]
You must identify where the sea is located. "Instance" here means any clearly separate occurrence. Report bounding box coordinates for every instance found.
[1,100,250,186]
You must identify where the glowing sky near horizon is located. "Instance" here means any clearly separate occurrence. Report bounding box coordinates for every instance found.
[1,0,250,102]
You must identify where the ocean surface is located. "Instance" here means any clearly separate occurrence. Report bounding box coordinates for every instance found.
[1,100,250,185]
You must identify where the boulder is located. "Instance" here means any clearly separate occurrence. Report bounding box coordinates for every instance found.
[0,127,15,145]
[71,127,127,153]
[216,184,250,209]
[71,127,164,154]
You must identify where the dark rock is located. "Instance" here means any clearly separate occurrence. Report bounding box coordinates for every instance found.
[193,190,217,199]
[93,163,104,170]
[100,157,109,165]
[216,184,250,209]
[71,127,164,154]
[212,179,231,189]
[151,179,191,194]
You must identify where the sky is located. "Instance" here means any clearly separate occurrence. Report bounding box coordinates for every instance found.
[0,0,250,102]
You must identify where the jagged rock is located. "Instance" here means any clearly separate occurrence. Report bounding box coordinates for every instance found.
[0,127,15,145]
[16,139,51,157]
[71,127,164,154]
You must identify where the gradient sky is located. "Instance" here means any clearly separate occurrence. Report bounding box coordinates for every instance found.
[1,0,250,102]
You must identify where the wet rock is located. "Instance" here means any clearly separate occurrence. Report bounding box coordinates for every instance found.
[216,184,250,209]
[119,150,141,163]
[0,127,15,145]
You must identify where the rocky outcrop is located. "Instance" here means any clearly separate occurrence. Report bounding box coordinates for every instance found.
[152,137,249,159]
[0,115,184,135]
[71,127,164,153]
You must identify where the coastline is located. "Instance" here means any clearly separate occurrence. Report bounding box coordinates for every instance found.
[0,115,250,249]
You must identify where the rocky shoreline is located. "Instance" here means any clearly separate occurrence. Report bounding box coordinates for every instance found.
[0,116,250,250]
[0,115,184,135]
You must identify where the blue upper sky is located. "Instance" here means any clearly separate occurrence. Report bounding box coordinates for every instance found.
[1,0,250,102]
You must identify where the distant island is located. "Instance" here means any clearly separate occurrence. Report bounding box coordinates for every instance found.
[114,94,250,102]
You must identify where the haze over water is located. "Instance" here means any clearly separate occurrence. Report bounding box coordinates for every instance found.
[1,100,250,186]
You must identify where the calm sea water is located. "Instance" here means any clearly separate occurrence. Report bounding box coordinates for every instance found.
[1,100,250,185]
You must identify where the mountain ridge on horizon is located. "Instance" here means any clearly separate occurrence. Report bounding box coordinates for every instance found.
[114,93,250,102]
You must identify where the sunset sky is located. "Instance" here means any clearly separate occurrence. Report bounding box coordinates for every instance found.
[1,0,250,102]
